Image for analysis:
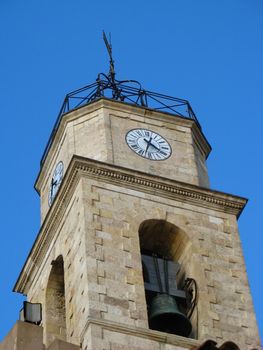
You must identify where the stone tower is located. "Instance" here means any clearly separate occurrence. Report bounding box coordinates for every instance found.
[5,40,261,350]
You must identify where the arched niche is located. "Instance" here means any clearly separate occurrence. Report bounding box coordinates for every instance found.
[45,255,67,346]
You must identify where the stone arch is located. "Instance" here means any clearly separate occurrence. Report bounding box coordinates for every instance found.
[45,255,67,346]
[139,219,190,259]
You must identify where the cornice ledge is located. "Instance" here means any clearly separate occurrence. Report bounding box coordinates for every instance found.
[81,317,200,349]
[73,156,247,217]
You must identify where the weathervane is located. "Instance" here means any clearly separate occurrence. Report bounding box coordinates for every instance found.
[101,30,129,100]
[102,31,116,84]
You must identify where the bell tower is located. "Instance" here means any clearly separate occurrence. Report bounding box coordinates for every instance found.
[11,34,260,350]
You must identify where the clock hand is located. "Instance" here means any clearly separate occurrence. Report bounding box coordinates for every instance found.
[51,178,58,196]
[148,142,159,151]
[144,137,152,152]
[144,137,160,151]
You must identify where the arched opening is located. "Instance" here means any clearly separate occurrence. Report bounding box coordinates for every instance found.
[139,219,190,261]
[139,219,195,338]
[45,255,66,346]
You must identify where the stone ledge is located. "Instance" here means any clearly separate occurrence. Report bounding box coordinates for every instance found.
[81,317,200,349]
[48,339,79,350]
[72,156,246,216]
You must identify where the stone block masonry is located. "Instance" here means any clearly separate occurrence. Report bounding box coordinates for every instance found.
[14,157,260,349]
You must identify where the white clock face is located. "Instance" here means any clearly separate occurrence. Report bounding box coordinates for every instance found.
[126,128,172,161]
[48,161,64,206]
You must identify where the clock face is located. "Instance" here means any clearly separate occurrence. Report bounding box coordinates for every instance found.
[48,161,64,206]
[126,128,172,161]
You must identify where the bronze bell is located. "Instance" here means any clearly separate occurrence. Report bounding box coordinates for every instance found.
[148,293,192,337]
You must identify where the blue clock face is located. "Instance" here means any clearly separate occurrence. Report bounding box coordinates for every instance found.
[48,161,64,206]
[126,128,172,161]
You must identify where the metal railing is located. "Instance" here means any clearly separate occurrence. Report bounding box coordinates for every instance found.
[40,75,200,166]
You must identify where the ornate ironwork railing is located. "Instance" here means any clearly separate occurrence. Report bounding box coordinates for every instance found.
[40,76,200,166]
[58,75,198,121]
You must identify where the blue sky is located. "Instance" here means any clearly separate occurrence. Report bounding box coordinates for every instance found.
[0,0,262,343]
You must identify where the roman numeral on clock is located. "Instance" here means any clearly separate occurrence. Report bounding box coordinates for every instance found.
[159,150,167,156]
[130,143,139,150]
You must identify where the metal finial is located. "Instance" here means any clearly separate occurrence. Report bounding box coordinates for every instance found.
[103,30,115,83]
